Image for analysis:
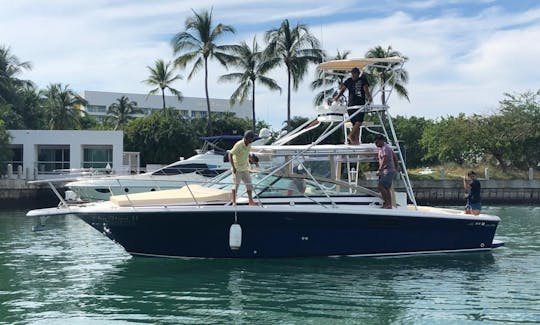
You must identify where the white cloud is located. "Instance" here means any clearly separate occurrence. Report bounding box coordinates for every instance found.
[1,0,539,129]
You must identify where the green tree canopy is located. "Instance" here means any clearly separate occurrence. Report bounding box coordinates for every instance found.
[472,90,540,170]
[41,83,87,130]
[0,45,44,129]
[264,19,324,129]
[0,119,11,174]
[106,95,143,130]
[190,112,253,137]
[311,49,350,105]
[420,114,478,165]
[219,37,281,131]
[365,45,409,105]
[143,59,183,111]
[171,8,237,135]
[0,45,33,105]
[391,115,433,168]
[124,110,198,165]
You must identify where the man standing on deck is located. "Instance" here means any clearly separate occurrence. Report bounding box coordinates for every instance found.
[229,130,257,206]
[333,67,373,145]
[464,171,481,215]
[375,134,398,209]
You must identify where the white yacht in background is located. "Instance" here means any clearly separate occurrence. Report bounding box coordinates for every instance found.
[66,131,271,201]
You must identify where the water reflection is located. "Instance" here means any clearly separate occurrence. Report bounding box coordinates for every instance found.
[83,252,498,324]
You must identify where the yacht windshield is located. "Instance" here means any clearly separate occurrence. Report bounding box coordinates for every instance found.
[209,171,373,198]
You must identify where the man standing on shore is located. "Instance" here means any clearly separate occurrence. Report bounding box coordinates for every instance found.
[229,130,257,206]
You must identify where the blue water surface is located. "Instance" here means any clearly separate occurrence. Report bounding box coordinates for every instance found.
[0,206,538,324]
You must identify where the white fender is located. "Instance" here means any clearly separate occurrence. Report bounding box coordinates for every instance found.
[229,223,242,250]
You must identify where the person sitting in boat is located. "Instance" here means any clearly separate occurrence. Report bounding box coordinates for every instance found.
[229,130,257,206]
[464,171,481,215]
[374,134,398,209]
[249,153,259,167]
[333,67,373,145]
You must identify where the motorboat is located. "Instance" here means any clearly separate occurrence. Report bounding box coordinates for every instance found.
[65,133,270,201]
[63,151,216,201]
[26,57,504,258]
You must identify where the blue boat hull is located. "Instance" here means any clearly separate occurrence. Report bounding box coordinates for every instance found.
[78,209,500,258]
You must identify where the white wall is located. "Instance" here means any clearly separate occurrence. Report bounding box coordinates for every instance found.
[8,130,123,179]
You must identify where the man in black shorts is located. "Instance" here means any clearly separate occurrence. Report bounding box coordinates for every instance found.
[333,67,372,144]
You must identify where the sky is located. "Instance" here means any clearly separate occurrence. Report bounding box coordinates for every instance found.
[1,0,540,130]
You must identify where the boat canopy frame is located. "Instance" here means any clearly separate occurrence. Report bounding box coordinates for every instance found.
[248,56,417,208]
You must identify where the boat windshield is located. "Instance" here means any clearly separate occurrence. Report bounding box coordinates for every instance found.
[209,171,375,198]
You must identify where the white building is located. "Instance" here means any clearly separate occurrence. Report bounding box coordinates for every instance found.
[7,130,124,180]
[83,90,252,122]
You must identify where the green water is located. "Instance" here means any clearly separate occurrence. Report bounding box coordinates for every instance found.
[0,206,538,324]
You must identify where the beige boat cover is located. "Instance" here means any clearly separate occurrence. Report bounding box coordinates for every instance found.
[318,57,405,71]
[110,184,232,207]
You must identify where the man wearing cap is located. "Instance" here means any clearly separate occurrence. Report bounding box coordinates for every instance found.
[228,130,257,206]
[333,67,373,145]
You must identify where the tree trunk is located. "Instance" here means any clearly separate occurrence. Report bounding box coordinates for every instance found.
[251,80,256,131]
[161,88,166,111]
[493,152,507,173]
[204,57,212,135]
[287,68,291,130]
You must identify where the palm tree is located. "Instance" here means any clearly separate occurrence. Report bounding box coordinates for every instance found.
[143,59,183,113]
[106,96,142,130]
[264,19,324,129]
[311,49,351,105]
[0,45,33,104]
[42,83,87,130]
[171,8,237,135]
[219,37,281,131]
[365,45,409,105]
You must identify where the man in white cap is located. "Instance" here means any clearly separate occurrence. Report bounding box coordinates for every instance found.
[228,130,257,206]
[333,67,372,144]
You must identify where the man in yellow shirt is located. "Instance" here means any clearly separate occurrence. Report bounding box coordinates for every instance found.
[228,130,257,206]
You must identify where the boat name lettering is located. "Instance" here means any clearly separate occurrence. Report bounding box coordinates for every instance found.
[91,215,139,225]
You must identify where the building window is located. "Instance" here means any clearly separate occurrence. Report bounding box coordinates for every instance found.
[83,146,113,169]
[94,115,107,123]
[86,105,107,113]
[180,109,189,117]
[1,145,23,172]
[191,110,208,118]
[37,145,70,173]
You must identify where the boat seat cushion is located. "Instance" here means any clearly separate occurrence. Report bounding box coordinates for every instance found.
[110,184,232,207]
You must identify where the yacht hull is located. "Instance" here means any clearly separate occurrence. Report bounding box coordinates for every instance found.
[77,207,500,258]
